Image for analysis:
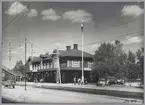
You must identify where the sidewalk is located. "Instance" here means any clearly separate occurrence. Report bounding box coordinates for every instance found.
[16,82,144,99]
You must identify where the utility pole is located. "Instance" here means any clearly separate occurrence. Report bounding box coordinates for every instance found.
[25,37,27,90]
[31,44,33,58]
[9,42,11,60]
[9,41,15,80]
[57,47,61,84]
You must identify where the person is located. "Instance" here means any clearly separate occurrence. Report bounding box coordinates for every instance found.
[34,77,36,83]
[40,78,43,83]
[84,78,87,85]
[73,77,76,85]
[34,77,38,83]
[78,78,81,85]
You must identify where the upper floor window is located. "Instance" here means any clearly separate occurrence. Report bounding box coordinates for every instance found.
[88,62,93,68]
[53,58,57,68]
[67,60,72,67]
[72,60,80,67]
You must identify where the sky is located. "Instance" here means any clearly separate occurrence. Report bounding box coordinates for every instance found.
[2,1,144,69]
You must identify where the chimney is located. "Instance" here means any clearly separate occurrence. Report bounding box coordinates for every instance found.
[66,46,71,51]
[73,44,78,50]
[45,51,49,55]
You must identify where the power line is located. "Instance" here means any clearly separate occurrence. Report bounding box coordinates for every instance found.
[2,3,143,55]
[3,9,143,46]
[2,1,32,30]
[82,30,143,47]
[5,30,144,55]
[98,15,143,31]
[3,30,143,55]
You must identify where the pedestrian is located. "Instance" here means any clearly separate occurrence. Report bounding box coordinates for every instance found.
[40,78,42,83]
[78,78,81,85]
[34,77,36,83]
[84,78,87,85]
[73,77,76,85]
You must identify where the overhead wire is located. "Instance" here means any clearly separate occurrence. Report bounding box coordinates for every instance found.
[2,1,32,30]
[2,2,143,56]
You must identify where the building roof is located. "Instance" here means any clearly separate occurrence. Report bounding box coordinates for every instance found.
[2,65,13,74]
[59,50,93,58]
[43,56,52,61]
[40,54,49,58]
[2,65,10,70]
[13,70,24,77]
[31,57,42,63]
[30,44,93,63]
[2,65,24,77]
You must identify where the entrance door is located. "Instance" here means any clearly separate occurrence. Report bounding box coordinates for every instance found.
[61,72,66,83]
[73,72,78,82]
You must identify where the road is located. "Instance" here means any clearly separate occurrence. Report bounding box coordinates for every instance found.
[2,86,143,104]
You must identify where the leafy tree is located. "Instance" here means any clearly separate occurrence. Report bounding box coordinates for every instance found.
[126,51,139,80]
[136,48,144,83]
[91,40,128,82]
[13,60,29,75]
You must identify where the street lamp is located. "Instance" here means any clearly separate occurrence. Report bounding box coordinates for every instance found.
[81,19,84,84]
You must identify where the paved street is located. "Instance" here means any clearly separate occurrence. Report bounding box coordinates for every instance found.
[2,85,143,104]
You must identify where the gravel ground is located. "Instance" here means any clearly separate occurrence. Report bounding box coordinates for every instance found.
[2,85,143,104]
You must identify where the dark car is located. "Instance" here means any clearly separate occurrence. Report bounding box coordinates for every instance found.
[108,78,117,85]
[97,79,106,86]
[116,79,124,85]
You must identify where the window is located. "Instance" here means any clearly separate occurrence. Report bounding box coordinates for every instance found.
[49,63,52,68]
[88,62,93,68]
[53,58,57,68]
[67,60,72,67]
[72,60,80,67]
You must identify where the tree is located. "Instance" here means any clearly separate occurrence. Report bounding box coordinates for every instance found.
[126,51,138,80]
[91,40,126,82]
[91,40,143,83]
[13,60,25,74]
[136,48,144,83]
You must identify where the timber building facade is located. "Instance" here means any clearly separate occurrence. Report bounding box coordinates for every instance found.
[27,44,93,83]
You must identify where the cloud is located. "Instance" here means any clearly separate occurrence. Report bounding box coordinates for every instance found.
[62,9,92,23]
[91,43,100,49]
[27,9,38,17]
[122,36,142,44]
[41,8,61,21]
[121,5,143,17]
[5,1,28,15]
[109,40,115,44]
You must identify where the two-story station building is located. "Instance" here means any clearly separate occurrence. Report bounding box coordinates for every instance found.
[27,44,93,83]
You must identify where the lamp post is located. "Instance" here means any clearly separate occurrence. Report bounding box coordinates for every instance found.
[81,19,84,84]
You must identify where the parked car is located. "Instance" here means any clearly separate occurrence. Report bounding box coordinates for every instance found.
[108,78,117,85]
[97,79,106,86]
[117,79,124,85]
[3,79,16,88]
